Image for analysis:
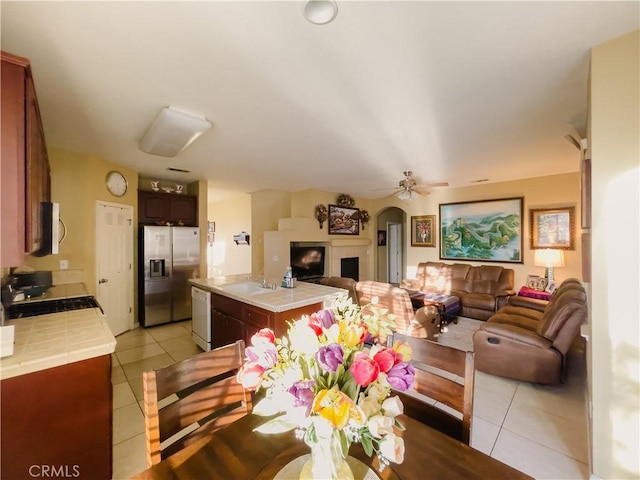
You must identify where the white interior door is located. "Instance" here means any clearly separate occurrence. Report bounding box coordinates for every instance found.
[96,201,134,336]
[388,223,403,285]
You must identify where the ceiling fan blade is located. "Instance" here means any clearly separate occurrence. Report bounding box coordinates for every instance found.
[415,181,449,188]
[371,186,401,192]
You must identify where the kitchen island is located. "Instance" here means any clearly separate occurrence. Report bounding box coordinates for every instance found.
[190,275,346,349]
[0,284,116,480]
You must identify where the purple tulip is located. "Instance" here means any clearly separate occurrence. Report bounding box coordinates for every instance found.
[313,309,336,329]
[289,380,316,415]
[245,343,277,369]
[387,362,416,391]
[315,343,344,373]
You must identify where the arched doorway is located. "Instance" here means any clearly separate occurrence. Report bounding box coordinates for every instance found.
[375,207,407,285]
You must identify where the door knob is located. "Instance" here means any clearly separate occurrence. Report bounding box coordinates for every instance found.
[99,278,108,284]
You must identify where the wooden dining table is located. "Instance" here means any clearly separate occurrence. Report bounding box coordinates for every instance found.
[131,413,532,480]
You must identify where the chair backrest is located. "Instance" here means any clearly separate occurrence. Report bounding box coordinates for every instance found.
[142,340,251,466]
[388,332,475,444]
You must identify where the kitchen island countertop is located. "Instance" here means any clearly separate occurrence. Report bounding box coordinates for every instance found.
[189,275,347,313]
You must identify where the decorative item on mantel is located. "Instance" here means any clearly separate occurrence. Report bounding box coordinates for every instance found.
[233,232,250,245]
[237,297,414,480]
[314,204,328,229]
[359,210,370,231]
[336,193,355,208]
[150,180,160,191]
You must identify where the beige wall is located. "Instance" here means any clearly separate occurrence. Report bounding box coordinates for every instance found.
[24,148,139,296]
[589,30,639,479]
[207,193,252,276]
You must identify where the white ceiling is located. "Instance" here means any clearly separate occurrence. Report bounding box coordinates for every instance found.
[2,1,638,201]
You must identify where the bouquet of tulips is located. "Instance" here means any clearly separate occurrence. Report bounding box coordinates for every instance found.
[236,296,416,471]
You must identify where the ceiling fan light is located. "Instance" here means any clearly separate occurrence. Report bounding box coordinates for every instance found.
[139,106,212,157]
[303,0,338,25]
[396,189,416,201]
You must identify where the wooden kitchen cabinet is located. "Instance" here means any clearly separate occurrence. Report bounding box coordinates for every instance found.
[1,355,113,480]
[138,190,197,226]
[210,292,322,349]
[1,51,51,265]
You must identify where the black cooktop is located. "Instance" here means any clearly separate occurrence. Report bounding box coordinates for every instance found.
[7,296,102,319]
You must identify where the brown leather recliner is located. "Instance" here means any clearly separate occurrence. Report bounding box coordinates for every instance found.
[319,276,358,303]
[355,280,439,343]
[472,278,587,384]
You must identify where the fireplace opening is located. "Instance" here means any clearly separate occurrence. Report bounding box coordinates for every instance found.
[341,257,359,281]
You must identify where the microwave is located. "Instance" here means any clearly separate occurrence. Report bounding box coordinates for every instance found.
[32,202,60,257]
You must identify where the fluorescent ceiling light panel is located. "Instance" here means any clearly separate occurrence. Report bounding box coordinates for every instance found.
[139,106,212,157]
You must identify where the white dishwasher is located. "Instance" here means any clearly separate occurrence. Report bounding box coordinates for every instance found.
[191,287,211,351]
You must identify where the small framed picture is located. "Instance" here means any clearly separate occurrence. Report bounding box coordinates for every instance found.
[526,275,540,289]
[545,280,558,294]
[535,277,548,292]
[411,215,436,247]
[530,206,575,250]
[377,230,387,246]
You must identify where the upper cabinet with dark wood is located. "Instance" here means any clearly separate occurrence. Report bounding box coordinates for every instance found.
[138,190,197,226]
[1,51,51,266]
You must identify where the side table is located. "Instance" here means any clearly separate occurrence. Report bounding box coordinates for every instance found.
[408,291,461,333]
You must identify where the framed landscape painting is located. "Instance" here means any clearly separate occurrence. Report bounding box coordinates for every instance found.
[411,215,436,247]
[328,204,360,235]
[439,197,523,263]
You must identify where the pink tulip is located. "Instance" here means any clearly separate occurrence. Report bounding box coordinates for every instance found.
[251,328,275,345]
[373,348,397,373]
[236,361,264,390]
[350,352,380,387]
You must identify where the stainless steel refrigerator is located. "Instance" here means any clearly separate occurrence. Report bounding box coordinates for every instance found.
[139,226,200,327]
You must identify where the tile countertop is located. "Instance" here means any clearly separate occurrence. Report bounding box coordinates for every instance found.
[189,275,347,313]
[0,284,116,380]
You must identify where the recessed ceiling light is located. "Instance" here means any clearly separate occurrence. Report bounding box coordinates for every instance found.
[303,0,338,25]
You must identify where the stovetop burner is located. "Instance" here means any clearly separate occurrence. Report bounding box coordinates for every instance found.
[7,296,102,319]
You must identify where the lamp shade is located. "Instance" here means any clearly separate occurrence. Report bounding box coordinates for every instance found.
[139,106,212,157]
[534,249,565,268]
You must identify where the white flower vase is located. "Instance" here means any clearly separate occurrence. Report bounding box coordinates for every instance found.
[299,433,354,480]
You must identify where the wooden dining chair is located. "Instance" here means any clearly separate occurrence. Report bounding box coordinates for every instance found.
[388,332,475,444]
[142,340,251,466]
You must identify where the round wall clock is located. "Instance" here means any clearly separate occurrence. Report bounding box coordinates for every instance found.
[106,170,128,197]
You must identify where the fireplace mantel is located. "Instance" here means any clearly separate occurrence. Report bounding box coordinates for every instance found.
[263,218,371,281]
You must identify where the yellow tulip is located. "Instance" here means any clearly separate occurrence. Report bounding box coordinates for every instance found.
[339,320,365,348]
[392,341,412,362]
[312,388,354,429]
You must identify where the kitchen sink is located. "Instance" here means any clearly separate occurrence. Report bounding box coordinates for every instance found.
[219,282,274,296]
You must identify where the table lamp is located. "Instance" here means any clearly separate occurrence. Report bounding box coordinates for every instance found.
[534,249,565,282]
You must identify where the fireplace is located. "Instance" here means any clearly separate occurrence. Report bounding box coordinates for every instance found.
[341,257,359,281]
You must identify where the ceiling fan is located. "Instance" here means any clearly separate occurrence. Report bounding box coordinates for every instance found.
[375,171,449,200]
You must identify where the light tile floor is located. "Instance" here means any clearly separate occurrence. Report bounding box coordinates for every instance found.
[111,318,590,479]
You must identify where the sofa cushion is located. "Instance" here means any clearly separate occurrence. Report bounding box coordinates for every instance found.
[486,312,539,332]
[461,292,495,311]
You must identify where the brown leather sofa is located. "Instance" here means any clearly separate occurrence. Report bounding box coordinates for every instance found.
[401,262,516,320]
[472,278,587,384]
[319,277,439,342]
